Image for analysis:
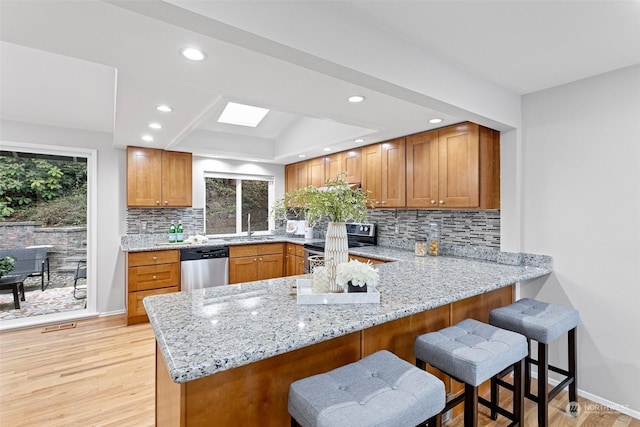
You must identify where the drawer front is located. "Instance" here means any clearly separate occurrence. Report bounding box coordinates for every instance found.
[230,245,258,257]
[286,243,296,255]
[128,249,179,267]
[257,243,284,255]
[295,245,305,257]
[128,287,178,318]
[128,263,180,291]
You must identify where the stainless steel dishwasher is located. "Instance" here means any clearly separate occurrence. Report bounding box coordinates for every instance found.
[180,246,229,291]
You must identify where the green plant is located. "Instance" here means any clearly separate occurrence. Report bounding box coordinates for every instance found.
[273,175,372,226]
[0,256,15,277]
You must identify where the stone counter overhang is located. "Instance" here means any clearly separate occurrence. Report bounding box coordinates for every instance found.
[142,245,552,384]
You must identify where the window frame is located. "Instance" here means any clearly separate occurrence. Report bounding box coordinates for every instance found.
[203,172,275,237]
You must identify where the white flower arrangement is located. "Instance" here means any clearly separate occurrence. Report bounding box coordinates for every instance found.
[335,259,379,289]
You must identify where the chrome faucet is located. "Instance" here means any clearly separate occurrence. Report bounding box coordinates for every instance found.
[247,213,254,238]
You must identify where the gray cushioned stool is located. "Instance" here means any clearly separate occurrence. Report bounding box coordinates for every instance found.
[288,350,445,427]
[489,298,579,427]
[414,318,527,427]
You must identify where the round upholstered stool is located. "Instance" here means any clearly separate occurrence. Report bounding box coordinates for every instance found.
[414,318,527,427]
[288,350,445,427]
[489,298,579,427]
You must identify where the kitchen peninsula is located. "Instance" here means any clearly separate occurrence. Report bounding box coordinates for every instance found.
[143,246,551,426]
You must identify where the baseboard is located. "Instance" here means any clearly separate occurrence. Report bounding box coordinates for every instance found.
[533,372,640,420]
[98,309,126,317]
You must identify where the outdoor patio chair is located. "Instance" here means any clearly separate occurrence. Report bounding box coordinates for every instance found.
[73,259,87,299]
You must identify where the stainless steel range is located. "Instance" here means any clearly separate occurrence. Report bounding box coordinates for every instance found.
[303,222,376,273]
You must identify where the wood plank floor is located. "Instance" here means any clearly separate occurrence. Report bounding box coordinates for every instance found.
[1,315,638,427]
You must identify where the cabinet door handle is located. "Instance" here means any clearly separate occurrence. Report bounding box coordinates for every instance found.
[259,257,263,261]
[164,200,168,205]
[430,200,436,205]
[439,200,444,205]
[152,275,157,280]
[381,201,386,205]
[156,201,160,205]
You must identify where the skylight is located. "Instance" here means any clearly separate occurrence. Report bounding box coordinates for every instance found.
[218,102,269,127]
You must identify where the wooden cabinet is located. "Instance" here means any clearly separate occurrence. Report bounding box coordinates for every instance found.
[285,161,308,193]
[283,122,499,210]
[362,138,406,207]
[307,157,325,187]
[127,146,192,207]
[285,243,305,276]
[343,148,362,184]
[324,153,343,183]
[229,243,284,284]
[406,122,499,209]
[126,249,180,325]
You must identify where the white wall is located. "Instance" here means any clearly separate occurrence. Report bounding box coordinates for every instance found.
[520,65,640,414]
[0,120,126,315]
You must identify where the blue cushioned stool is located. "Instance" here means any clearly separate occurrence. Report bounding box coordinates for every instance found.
[414,319,527,427]
[489,298,579,427]
[288,350,445,427]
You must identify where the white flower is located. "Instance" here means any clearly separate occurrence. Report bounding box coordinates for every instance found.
[335,259,379,288]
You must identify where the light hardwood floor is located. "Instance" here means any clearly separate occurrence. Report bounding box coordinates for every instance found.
[1,316,638,427]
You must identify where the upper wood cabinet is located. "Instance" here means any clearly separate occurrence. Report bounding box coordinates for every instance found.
[285,161,308,193]
[307,157,325,187]
[127,147,192,207]
[283,122,499,210]
[323,148,362,185]
[406,123,499,209]
[362,138,406,208]
[343,148,362,184]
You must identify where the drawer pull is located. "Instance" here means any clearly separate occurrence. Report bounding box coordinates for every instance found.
[153,275,157,280]
[153,256,157,261]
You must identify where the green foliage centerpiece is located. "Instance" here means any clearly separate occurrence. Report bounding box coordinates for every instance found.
[274,174,372,292]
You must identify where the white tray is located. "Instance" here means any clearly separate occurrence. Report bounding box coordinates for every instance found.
[296,279,380,305]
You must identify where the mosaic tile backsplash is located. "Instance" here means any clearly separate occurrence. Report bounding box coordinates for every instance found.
[126,208,500,251]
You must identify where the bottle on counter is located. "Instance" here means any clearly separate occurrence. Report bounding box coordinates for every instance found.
[169,221,177,243]
[428,223,440,256]
[415,238,427,257]
[176,220,184,243]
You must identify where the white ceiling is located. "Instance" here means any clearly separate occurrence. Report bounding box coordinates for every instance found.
[1,0,638,164]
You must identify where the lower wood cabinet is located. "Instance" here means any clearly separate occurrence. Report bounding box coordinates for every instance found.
[285,243,305,276]
[126,249,180,325]
[229,243,284,284]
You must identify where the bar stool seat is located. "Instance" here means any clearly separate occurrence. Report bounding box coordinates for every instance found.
[490,298,579,427]
[415,318,528,427]
[288,350,445,427]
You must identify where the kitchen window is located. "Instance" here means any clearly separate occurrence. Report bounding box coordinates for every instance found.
[204,173,274,236]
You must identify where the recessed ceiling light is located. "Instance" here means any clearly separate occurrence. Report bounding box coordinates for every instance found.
[429,118,443,124]
[354,138,365,143]
[179,47,207,61]
[149,123,162,130]
[323,147,332,152]
[141,135,154,142]
[298,154,307,158]
[218,102,270,127]
[348,95,365,103]
[156,105,172,112]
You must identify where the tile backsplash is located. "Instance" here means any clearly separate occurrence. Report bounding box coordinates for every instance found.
[126,207,500,251]
[126,208,204,235]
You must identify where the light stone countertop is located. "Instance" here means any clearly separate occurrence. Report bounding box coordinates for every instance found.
[143,246,552,384]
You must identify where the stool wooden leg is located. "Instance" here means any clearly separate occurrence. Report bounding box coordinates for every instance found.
[464,383,478,427]
[538,342,549,427]
[514,358,524,426]
[525,339,532,397]
[490,375,498,420]
[568,327,577,402]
